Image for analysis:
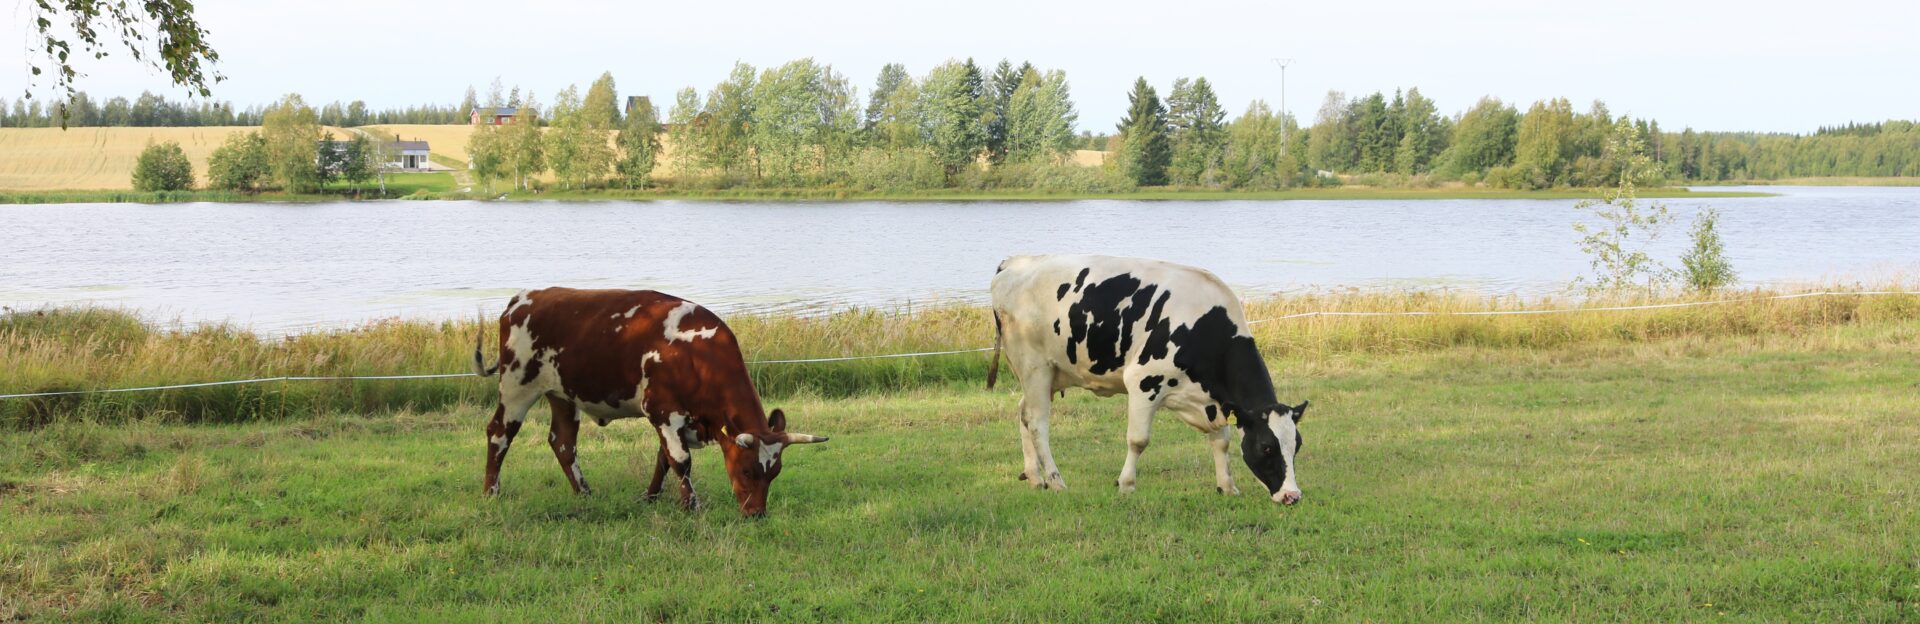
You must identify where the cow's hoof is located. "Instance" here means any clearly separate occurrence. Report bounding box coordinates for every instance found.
[1117,482,1137,495]
[1045,474,1068,491]
[642,491,661,503]
[1217,485,1241,496]
[681,496,702,510]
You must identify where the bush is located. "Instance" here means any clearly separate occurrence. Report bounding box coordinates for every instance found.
[1681,207,1737,292]
[843,148,945,192]
[130,141,194,191]
[207,132,269,191]
[1349,172,1440,189]
[1010,160,1135,193]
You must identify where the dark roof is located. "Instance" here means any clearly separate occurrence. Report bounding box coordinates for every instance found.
[391,140,430,151]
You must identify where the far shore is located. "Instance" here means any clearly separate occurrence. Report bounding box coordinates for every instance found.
[0,185,1776,205]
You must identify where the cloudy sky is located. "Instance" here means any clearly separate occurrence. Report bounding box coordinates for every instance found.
[4,0,1914,133]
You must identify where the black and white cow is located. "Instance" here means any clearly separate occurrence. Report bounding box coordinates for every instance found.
[988,255,1310,504]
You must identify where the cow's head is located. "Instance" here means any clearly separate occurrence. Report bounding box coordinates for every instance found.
[725,408,828,517]
[1235,400,1308,505]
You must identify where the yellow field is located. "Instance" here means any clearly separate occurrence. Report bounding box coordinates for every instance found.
[0,124,1110,191]
[360,124,485,164]
[366,124,677,180]
[0,126,350,190]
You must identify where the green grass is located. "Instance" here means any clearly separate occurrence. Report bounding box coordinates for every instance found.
[325,172,458,196]
[3,321,1917,620]
[512,185,1771,202]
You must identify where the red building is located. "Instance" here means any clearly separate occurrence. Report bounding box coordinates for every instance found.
[470,107,522,125]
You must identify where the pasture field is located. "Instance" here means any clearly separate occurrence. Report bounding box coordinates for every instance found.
[3,318,1918,620]
[0,126,349,191]
[2,290,1918,620]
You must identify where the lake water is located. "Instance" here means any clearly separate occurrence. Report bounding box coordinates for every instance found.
[2,186,1915,334]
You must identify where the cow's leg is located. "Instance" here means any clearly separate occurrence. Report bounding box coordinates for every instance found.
[546,397,590,495]
[1116,389,1161,494]
[670,454,698,510]
[643,444,669,502]
[1207,425,1241,495]
[1014,396,1042,482]
[655,413,699,509]
[1020,373,1067,491]
[483,390,539,496]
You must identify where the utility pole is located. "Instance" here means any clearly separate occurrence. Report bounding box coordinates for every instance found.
[1272,58,1294,155]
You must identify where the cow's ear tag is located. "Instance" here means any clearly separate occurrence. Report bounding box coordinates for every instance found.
[1226,414,1237,426]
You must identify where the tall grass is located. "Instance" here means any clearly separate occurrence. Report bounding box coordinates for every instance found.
[4,287,1915,427]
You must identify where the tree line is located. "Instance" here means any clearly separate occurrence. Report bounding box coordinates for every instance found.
[20,65,1920,189]
[0,91,466,128]
[461,59,1104,193]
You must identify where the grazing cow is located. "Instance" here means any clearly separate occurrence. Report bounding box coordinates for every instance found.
[473,288,828,517]
[988,255,1310,504]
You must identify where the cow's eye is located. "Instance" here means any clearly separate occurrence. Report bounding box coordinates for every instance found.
[1261,445,1276,456]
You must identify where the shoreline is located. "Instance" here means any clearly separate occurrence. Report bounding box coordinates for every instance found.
[0,185,1774,205]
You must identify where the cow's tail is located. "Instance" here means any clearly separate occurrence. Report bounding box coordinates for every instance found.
[986,310,1004,390]
[472,311,499,378]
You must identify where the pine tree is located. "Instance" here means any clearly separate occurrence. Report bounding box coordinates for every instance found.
[863,63,912,139]
[985,59,1022,163]
[1117,77,1171,186]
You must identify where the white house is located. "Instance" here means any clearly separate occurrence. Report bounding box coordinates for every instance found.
[391,140,430,171]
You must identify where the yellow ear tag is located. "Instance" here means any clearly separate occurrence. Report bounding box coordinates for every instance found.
[1226,414,1237,426]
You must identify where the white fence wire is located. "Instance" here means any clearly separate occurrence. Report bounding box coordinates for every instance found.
[3,290,1909,400]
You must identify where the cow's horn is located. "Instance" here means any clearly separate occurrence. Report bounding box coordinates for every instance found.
[784,433,829,444]
[734,433,758,448]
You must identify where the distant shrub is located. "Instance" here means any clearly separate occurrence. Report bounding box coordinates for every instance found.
[206,131,269,191]
[843,148,945,192]
[130,141,194,191]
[1350,172,1441,189]
[1681,207,1737,292]
[1019,161,1134,193]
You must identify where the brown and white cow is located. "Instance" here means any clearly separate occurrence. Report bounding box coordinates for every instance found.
[473,288,827,517]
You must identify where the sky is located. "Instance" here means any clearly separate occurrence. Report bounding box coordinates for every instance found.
[4,0,1916,133]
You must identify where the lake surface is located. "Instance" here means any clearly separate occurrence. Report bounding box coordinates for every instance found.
[2,186,1915,334]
